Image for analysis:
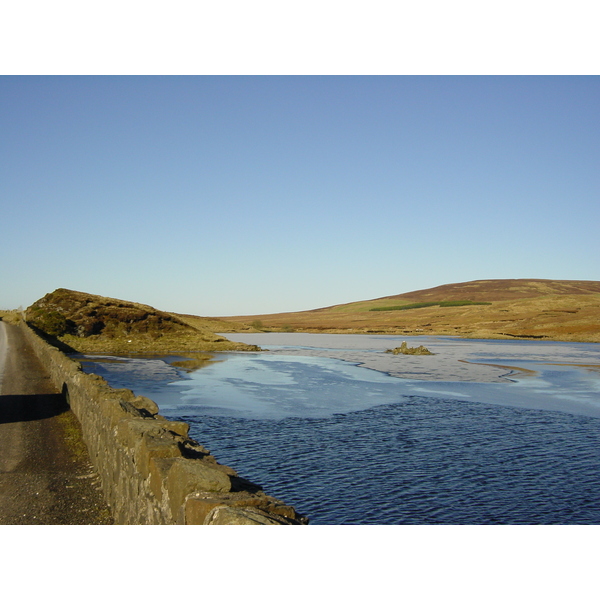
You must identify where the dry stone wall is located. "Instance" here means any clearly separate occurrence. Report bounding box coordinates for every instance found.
[19,321,307,525]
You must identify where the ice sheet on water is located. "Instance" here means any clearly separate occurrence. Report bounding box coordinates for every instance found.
[77,335,600,419]
[76,354,188,400]
[164,354,411,419]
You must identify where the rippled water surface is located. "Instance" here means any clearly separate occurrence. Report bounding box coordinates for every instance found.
[76,334,600,524]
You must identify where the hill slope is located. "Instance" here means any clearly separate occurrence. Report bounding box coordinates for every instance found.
[374,279,600,303]
[218,279,600,343]
[26,289,258,353]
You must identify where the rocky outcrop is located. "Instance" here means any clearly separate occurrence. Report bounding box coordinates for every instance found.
[27,288,192,337]
[385,341,434,355]
[25,289,258,353]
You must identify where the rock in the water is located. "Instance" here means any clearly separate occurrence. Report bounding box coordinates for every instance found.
[385,341,434,355]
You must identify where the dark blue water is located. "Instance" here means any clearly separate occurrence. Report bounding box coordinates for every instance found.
[176,399,600,524]
[76,336,600,524]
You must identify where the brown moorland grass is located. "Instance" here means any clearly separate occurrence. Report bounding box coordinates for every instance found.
[216,279,600,343]
[25,289,259,354]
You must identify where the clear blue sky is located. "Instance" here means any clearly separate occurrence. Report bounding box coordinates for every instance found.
[1,76,599,316]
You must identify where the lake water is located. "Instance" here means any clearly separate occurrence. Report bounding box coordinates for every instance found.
[76,334,600,524]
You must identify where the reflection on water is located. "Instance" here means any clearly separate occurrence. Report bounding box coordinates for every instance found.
[75,334,600,524]
[170,355,223,372]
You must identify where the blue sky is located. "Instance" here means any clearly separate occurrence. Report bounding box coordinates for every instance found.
[1,76,599,316]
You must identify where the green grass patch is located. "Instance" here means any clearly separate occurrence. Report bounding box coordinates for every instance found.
[370,300,492,312]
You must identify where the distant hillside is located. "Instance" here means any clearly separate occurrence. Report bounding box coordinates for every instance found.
[26,289,258,353]
[218,279,600,343]
[371,279,600,304]
[173,312,255,334]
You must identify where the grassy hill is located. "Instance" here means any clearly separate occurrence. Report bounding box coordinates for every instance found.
[216,279,600,343]
[25,289,258,354]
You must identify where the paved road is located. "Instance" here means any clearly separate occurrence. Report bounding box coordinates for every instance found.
[0,320,113,524]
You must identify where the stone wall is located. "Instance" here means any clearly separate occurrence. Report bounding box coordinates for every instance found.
[18,321,307,525]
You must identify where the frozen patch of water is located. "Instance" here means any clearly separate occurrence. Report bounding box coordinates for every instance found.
[157,354,413,419]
